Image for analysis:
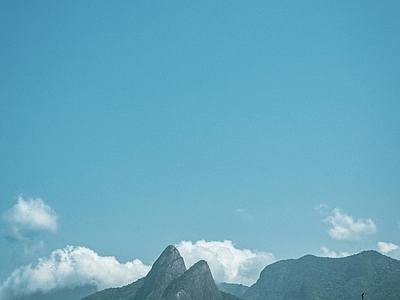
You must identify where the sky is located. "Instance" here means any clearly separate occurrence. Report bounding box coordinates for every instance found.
[1,0,400,298]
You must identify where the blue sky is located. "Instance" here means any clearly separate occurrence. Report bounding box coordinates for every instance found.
[1,0,400,297]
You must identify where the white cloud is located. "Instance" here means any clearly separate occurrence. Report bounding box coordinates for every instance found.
[0,245,151,298]
[377,241,400,259]
[176,240,275,286]
[324,208,376,241]
[378,241,398,253]
[0,239,274,297]
[2,196,58,240]
[317,246,350,258]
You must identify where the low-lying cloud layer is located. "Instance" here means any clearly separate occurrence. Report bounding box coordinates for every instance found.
[0,245,150,298]
[324,208,376,241]
[0,240,276,298]
[176,240,276,286]
[2,196,58,241]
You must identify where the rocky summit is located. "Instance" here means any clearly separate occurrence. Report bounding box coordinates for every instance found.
[82,245,239,300]
[162,260,223,300]
[133,245,187,300]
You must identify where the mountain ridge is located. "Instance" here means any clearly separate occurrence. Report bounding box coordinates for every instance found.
[243,250,400,300]
[82,248,400,300]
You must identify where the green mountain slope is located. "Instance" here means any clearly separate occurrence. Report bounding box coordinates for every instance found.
[243,250,400,300]
[82,278,144,300]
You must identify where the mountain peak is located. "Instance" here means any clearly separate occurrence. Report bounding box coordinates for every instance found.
[133,245,186,300]
[154,245,183,266]
[162,259,224,300]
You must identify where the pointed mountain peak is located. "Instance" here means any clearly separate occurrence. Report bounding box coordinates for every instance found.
[162,260,223,300]
[133,245,186,300]
[185,259,209,274]
[154,245,182,265]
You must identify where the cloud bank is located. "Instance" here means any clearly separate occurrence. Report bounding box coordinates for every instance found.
[2,196,58,241]
[176,240,276,286]
[0,245,151,298]
[1,240,274,297]
[324,208,376,241]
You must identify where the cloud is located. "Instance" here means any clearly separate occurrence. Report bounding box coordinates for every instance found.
[176,240,275,286]
[0,240,274,297]
[0,245,151,298]
[236,208,254,222]
[317,246,350,258]
[378,241,398,253]
[377,241,400,259]
[2,196,58,241]
[324,208,376,241]
[315,203,329,214]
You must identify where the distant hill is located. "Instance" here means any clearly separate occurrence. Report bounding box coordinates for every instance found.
[217,282,249,297]
[82,245,240,300]
[243,250,400,300]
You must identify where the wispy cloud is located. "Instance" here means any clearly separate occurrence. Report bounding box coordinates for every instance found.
[2,196,58,241]
[324,208,376,241]
[315,203,329,214]
[317,246,350,258]
[236,208,254,222]
[0,245,151,298]
[176,239,275,286]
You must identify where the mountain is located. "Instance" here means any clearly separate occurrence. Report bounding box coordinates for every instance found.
[82,245,239,300]
[2,285,97,300]
[217,282,249,298]
[243,250,400,300]
[133,245,187,300]
[7,247,399,300]
[162,260,223,300]
[81,278,145,300]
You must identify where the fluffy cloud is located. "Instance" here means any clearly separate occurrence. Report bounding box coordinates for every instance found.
[176,240,275,286]
[324,208,376,241]
[317,246,350,258]
[0,245,151,298]
[0,240,275,297]
[2,196,58,240]
[377,241,400,259]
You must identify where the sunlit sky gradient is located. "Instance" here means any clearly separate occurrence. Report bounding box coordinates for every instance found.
[1,0,400,295]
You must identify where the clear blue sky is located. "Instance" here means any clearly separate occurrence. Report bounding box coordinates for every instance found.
[1,0,400,294]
